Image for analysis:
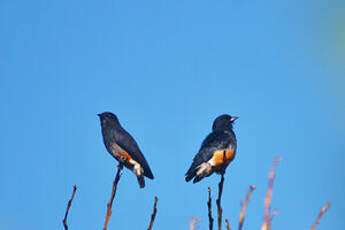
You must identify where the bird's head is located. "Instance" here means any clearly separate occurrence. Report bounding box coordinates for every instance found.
[212,114,239,131]
[97,112,120,126]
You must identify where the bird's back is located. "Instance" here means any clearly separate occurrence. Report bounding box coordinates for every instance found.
[102,124,154,179]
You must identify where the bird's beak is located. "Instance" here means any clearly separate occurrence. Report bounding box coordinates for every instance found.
[231,116,239,121]
[97,113,101,117]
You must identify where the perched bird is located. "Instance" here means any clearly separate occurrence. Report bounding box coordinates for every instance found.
[98,112,154,188]
[185,114,238,183]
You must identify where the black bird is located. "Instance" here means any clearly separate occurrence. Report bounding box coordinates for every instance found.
[98,112,154,188]
[185,114,238,183]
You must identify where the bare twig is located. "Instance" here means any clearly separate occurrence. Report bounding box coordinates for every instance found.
[207,187,214,230]
[216,151,227,230]
[310,201,331,230]
[62,185,77,230]
[103,163,123,230]
[225,218,231,230]
[147,196,158,230]
[238,185,256,230]
[190,217,200,230]
[261,157,280,230]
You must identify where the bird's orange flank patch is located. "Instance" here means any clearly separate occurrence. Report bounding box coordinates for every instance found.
[117,150,133,162]
[212,149,235,170]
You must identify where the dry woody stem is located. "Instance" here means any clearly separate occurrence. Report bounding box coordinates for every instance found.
[225,218,231,230]
[238,185,256,230]
[310,201,331,230]
[62,185,77,230]
[261,157,280,230]
[103,163,123,230]
[147,196,158,230]
[207,187,214,230]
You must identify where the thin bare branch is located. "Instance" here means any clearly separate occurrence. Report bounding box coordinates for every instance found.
[147,196,158,230]
[103,163,123,230]
[189,217,200,230]
[216,151,227,230]
[238,185,256,230]
[207,187,214,230]
[225,218,231,230]
[310,201,331,230]
[261,157,281,230]
[62,185,77,230]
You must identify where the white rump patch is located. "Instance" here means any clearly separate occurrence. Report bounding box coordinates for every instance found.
[129,159,144,176]
[196,162,213,177]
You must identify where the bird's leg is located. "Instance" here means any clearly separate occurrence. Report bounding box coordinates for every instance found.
[220,150,227,175]
[216,150,227,230]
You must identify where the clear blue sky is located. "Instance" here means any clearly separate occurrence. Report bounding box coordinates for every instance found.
[1,0,344,229]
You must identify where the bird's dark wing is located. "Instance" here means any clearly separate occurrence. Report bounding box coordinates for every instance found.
[186,131,232,178]
[113,127,154,179]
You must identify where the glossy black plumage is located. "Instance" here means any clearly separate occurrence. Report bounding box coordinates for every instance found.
[185,114,238,183]
[98,112,154,188]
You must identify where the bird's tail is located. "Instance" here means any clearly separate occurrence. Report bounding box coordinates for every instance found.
[185,170,205,183]
[186,163,213,183]
[137,175,145,188]
[185,169,196,182]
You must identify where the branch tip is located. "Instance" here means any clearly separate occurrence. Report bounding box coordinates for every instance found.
[261,157,280,230]
[103,163,123,230]
[225,218,231,230]
[190,217,200,230]
[62,184,78,230]
[147,196,159,230]
[310,201,331,230]
[238,185,256,230]
[207,187,214,230]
